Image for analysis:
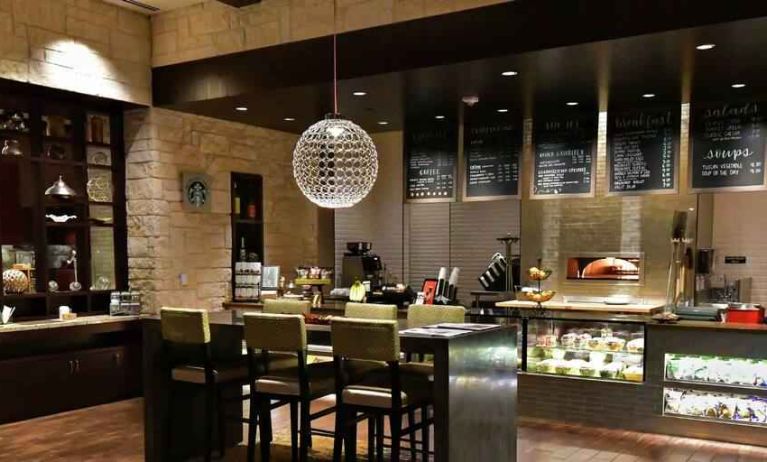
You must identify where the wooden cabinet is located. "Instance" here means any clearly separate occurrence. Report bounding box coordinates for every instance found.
[0,344,141,424]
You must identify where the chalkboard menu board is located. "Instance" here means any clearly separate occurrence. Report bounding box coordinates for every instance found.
[533,113,596,197]
[463,115,521,200]
[608,107,679,194]
[405,124,457,202]
[691,101,766,191]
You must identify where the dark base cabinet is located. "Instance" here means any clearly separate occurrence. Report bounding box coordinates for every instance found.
[0,318,142,424]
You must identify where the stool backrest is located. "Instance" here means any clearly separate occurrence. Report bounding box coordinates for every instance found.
[160,307,210,345]
[345,302,398,321]
[243,312,306,352]
[407,304,466,328]
[331,318,399,362]
[263,298,311,315]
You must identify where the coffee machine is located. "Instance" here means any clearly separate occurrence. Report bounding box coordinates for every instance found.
[341,242,384,289]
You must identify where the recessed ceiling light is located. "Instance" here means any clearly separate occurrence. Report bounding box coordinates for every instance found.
[283,117,295,121]
[642,93,656,98]
[731,83,746,89]
[566,101,579,106]
[352,91,367,96]
[501,71,518,76]
[377,121,389,126]
[696,43,716,51]
[497,108,509,113]
[235,106,248,111]
[435,115,446,120]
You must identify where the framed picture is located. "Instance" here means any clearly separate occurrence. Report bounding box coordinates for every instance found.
[421,278,438,305]
[262,266,280,290]
[182,172,212,212]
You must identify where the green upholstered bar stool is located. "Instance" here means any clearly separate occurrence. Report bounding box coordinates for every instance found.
[331,318,433,462]
[244,312,336,462]
[263,298,312,315]
[160,307,249,462]
[344,302,398,320]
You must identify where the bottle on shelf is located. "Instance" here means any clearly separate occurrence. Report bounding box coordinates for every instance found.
[233,182,241,215]
[239,237,247,262]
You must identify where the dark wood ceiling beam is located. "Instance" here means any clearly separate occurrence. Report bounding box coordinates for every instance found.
[153,0,767,107]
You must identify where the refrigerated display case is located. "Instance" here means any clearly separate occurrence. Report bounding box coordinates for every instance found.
[662,353,767,426]
[524,317,645,382]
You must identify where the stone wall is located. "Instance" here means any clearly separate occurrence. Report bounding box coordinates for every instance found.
[125,107,317,312]
[151,0,506,67]
[0,0,151,105]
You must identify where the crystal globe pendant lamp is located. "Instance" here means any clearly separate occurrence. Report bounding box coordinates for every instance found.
[291,0,378,208]
[293,114,378,208]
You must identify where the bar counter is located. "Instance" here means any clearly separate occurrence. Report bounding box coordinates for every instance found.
[470,307,767,447]
[142,310,517,462]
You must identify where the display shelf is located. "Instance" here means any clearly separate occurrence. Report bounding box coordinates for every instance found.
[664,380,767,395]
[521,370,644,385]
[665,353,767,390]
[0,89,127,321]
[529,345,643,356]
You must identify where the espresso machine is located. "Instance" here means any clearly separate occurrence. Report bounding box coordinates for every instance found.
[341,242,384,289]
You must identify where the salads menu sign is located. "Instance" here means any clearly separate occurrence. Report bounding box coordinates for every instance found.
[463,114,522,200]
[533,113,597,197]
[608,107,679,194]
[691,102,766,191]
[405,123,458,202]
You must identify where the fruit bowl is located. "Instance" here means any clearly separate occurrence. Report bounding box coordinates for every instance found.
[527,267,552,281]
[525,290,556,303]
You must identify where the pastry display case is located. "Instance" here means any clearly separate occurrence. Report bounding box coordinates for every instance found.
[524,317,645,382]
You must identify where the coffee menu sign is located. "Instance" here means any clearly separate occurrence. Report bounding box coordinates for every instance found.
[691,102,766,191]
[463,116,522,200]
[405,124,458,202]
[608,107,679,194]
[533,113,597,198]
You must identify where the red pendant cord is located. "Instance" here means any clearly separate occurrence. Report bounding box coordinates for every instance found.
[333,0,338,114]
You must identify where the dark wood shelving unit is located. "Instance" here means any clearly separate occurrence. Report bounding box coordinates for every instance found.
[0,89,127,320]
[230,173,264,302]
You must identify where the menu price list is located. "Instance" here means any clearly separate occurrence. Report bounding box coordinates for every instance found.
[692,102,766,190]
[609,108,678,193]
[533,115,596,196]
[406,126,457,200]
[464,122,521,198]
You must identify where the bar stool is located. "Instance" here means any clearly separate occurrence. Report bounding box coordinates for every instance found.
[344,302,398,320]
[160,307,249,462]
[264,298,312,315]
[331,318,433,462]
[244,312,337,462]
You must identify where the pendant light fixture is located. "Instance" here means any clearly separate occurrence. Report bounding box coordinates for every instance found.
[292,0,378,209]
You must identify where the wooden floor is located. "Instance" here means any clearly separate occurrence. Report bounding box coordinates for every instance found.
[0,399,766,461]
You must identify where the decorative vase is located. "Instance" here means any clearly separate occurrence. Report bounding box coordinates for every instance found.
[3,269,29,294]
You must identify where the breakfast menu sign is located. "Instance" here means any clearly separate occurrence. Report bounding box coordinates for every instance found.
[691,101,766,191]
[608,107,679,195]
[533,113,597,198]
[463,114,522,200]
[405,124,458,202]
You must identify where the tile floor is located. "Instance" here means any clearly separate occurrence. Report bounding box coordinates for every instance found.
[0,398,765,461]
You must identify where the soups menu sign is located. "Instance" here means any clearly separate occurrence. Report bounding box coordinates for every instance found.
[405,124,458,201]
[691,102,766,191]
[608,107,679,194]
[533,113,597,197]
[463,116,522,199]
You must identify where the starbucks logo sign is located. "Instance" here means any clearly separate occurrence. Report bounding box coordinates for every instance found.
[182,172,212,212]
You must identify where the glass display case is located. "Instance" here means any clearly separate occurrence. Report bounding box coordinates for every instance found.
[525,318,645,382]
[666,354,767,389]
[663,353,767,426]
[664,388,767,425]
